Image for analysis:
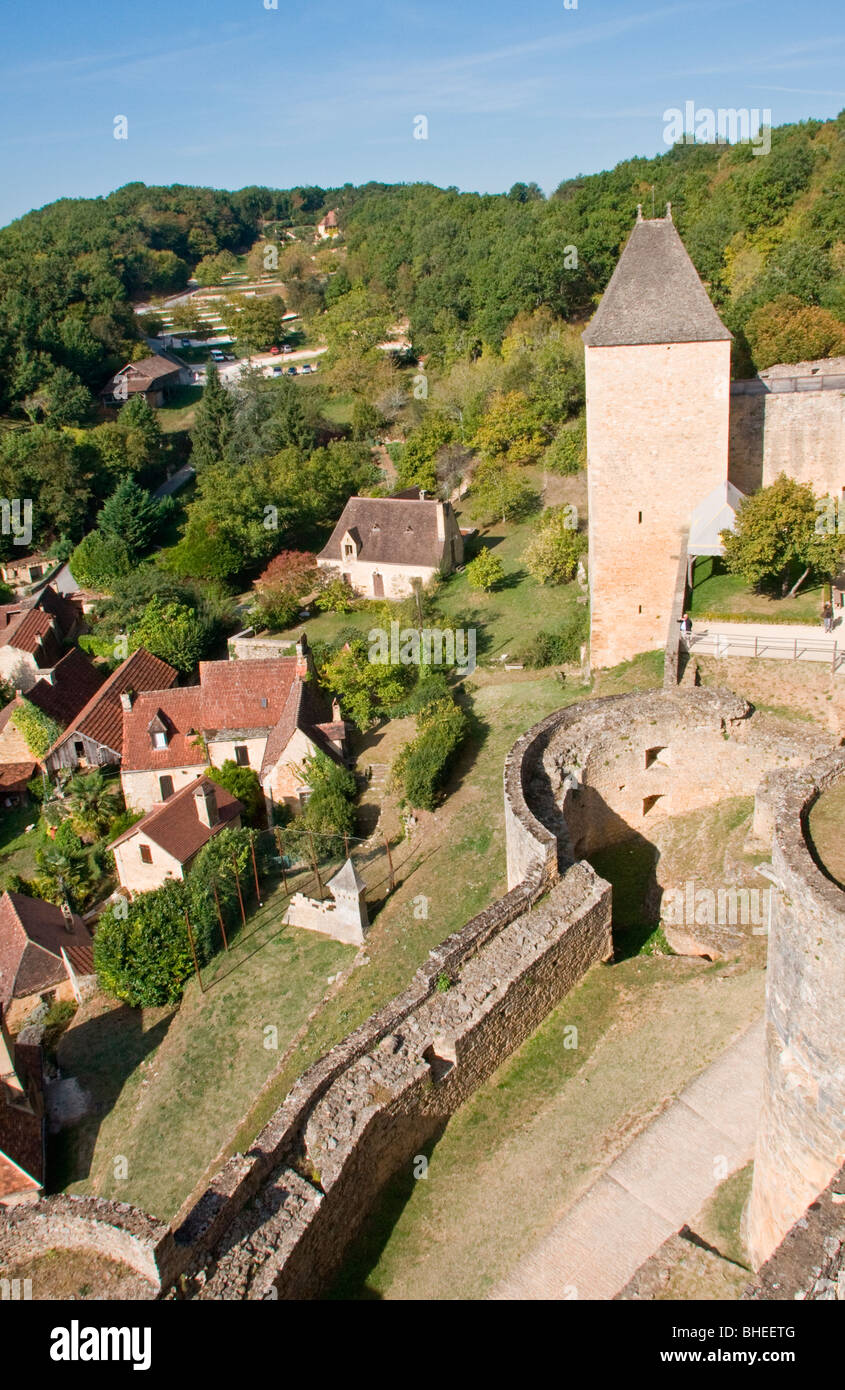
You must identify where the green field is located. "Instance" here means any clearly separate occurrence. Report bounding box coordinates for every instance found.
[689,557,824,625]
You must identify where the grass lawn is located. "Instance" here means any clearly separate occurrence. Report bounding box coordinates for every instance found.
[155,385,203,434]
[689,557,824,625]
[329,952,764,1300]
[0,802,49,884]
[52,890,356,1221]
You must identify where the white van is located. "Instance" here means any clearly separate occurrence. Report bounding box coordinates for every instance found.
[210,349,225,362]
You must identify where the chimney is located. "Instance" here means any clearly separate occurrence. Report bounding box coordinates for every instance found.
[194,782,219,829]
[295,632,312,680]
[120,690,135,712]
[636,203,643,222]
[435,500,446,542]
[60,901,75,932]
[332,698,342,723]
[665,201,673,221]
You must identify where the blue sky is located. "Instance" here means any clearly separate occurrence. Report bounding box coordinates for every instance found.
[2,0,845,226]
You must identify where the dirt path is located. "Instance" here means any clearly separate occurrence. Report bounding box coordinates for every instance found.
[491,1017,763,1300]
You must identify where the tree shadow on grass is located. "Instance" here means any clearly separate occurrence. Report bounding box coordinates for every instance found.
[47,1003,176,1193]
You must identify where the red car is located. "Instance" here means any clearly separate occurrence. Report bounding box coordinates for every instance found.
[268,345,281,355]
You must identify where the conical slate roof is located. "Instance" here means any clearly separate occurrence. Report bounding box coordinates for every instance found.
[582,213,732,348]
[329,858,366,895]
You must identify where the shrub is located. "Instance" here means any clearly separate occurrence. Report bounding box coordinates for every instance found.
[315,576,356,613]
[517,606,589,667]
[465,547,505,592]
[544,416,586,474]
[523,508,587,585]
[11,700,62,758]
[391,694,469,810]
[94,881,194,1007]
[209,761,264,825]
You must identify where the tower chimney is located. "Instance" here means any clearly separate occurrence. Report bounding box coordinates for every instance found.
[194,782,219,829]
[435,500,446,542]
[60,901,75,932]
[120,690,135,712]
[636,204,643,222]
[665,201,673,221]
[295,632,312,680]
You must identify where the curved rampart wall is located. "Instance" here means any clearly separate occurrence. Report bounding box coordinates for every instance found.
[746,750,845,1268]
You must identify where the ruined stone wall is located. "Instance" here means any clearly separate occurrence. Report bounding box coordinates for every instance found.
[729,388,845,498]
[744,1162,845,1301]
[0,1195,167,1293]
[746,752,845,1269]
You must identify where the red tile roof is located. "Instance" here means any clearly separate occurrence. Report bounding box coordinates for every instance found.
[0,763,36,793]
[110,774,241,863]
[47,647,178,761]
[121,686,208,773]
[0,1150,41,1200]
[0,892,94,1012]
[27,648,105,728]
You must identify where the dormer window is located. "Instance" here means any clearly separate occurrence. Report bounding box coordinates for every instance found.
[148,712,169,750]
[343,543,354,558]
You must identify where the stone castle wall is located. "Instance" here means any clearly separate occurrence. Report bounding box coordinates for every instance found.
[0,1195,168,1294]
[744,1161,845,1301]
[586,338,730,669]
[729,388,845,499]
[746,751,845,1269]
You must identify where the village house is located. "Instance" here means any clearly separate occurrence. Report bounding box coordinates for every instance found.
[119,643,347,818]
[0,586,83,694]
[43,647,178,775]
[316,209,339,240]
[0,647,106,802]
[0,892,95,1030]
[0,1010,44,1208]
[317,490,464,600]
[0,553,53,591]
[102,352,191,408]
[109,775,241,897]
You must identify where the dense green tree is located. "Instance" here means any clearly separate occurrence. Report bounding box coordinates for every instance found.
[721,474,843,595]
[68,530,133,591]
[189,364,236,470]
[523,509,587,584]
[131,595,206,674]
[98,477,170,557]
[209,761,264,825]
[468,459,539,525]
[465,547,505,591]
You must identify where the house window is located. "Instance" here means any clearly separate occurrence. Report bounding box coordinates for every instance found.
[234,745,250,767]
[139,844,153,864]
[159,775,174,800]
[638,511,643,524]
[343,543,354,558]
[152,731,168,750]
[74,741,85,759]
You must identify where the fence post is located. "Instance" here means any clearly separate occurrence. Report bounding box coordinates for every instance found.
[794,638,798,660]
[212,879,229,951]
[383,832,396,893]
[232,853,246,926]
[275,828,288,892]
[754,635,758,658]
[307,830,324,899]
[833,641,838,675]
[250,832,262,907]
[184,911,204,993]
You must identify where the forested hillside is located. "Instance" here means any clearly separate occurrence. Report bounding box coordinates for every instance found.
[1,112,843,577]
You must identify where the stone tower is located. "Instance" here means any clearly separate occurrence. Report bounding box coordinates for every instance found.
[583,206,732,669]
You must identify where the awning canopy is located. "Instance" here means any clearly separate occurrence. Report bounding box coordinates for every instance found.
[688,481,745,557]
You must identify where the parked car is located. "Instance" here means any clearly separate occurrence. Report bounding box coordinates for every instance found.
[286,366,298,375]
[271,366,283,376]
[210,349,225,361]
[300,363,315,374]
[268,345,281,355]
[282,344,293,354]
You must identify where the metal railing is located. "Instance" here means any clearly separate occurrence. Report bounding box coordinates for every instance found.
[683,629,844,673]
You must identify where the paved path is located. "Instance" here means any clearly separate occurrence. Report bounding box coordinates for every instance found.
[687,618,844,672]
[490,1017,764,1301]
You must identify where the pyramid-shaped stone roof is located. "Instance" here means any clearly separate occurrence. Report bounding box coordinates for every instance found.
[582,212,732,348]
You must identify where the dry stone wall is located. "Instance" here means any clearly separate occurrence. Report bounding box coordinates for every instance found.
[729,388,845,498]
[744,1162,845,1301]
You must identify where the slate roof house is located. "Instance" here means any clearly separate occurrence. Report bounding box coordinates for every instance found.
[0,647,106,801]
[0,891,95,1027]
[43,647,178,775]
[317,490,463,600]
[0,585,83,693]
[102,353,190,407]
[119,643,347,818]
[109,775,242,896]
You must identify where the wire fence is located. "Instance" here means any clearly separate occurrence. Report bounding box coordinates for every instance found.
[190,825,416,993]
